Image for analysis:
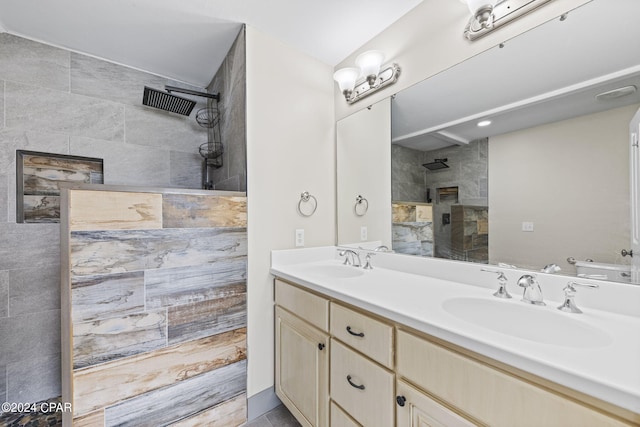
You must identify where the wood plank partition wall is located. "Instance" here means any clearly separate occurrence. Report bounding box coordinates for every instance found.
[60,187,248,427]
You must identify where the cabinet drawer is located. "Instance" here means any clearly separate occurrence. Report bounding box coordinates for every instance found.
[330,401,361,427]
[275,279,329,332]
[397,330,631,427]
[330,339,394,427]
[330,303,393,368]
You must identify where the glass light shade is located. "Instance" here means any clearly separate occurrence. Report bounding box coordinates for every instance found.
[355,50,385,81]
[333,67,359,93]
[466,0,498,14]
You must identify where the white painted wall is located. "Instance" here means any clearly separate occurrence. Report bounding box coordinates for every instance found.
[334,0,590,121]
[336,98,392,247]
[489,104,638,273]
[245,26,336,398]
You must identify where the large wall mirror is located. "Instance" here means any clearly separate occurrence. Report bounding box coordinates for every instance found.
[336,0,640,284]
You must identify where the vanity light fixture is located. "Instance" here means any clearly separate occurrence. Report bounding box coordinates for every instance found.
[463,0,553,41]
[333,50,401,104]
[477,120,492,127]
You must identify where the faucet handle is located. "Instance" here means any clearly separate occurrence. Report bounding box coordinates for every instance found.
[338,249,352,265]
[363,253,375,270]
[481,268,512,299]
[557,281,598,314]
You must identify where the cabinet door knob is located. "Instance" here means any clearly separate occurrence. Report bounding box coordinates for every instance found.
[346,326,365,337]
[396,395,406,407]
[346,375,365,390]
[318,343,325,350]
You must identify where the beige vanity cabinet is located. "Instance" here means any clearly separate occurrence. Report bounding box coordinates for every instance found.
[396,329,633,427]
[396,380,476,427]
[274,277,637,427]
[275,280,330,427]
[329,303,395,426]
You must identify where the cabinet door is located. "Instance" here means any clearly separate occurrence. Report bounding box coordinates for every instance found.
[275,306,329,427]
[396,380,476,427]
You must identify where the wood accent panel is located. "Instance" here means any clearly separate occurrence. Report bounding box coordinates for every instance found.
[145,261,246,309]
[167,291,246,345]
[331,402,361,427]
[330,339,394,427]
[163,194,247,228]
[62,189,248,427]
[73,309,167,369]
[397,330,632,427]
[330,302,394,369]
[103,360,246,426]
[70,227,247,277]
[169,393,246,426]
[73,328,246,417]
[73,410,105,427]
[68,190,162,231]
[71,271,145,322]
[275,279,329,332]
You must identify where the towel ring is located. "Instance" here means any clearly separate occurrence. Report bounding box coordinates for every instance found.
[354,195,368,216]
[298,191,318,217]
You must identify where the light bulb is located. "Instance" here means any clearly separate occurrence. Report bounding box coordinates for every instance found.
[333,68,359,100]
[355,50,385,86]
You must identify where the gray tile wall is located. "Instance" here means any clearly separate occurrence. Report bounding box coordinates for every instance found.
[392,139,488,259]
[0,32,230,405]
[208,28,247,191]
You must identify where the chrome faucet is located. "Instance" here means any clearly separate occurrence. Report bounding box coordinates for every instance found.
[517,274,545,305]
[541,263,561,274]
[374,245,390,252]
[557,281,599,314]
[339,249,361,267]
[481,268,512,299]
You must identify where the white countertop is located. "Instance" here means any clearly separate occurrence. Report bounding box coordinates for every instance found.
[270,247,640,415]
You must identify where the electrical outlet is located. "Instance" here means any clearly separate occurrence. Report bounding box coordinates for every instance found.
[522,221,534,232]
[360,226,368,241]
[295,229,304,247]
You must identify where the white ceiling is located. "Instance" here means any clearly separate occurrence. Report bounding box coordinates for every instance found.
[0,0,423,87]
[392,0,640,151]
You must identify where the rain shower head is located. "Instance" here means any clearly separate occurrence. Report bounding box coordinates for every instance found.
[422,158,449,171]
[142,85,221,116]
[142,86,197,116]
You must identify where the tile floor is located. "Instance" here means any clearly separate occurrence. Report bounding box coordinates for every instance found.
[244,404,301,427]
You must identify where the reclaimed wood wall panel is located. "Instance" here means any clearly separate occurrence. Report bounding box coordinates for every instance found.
[70,227,247,277]
[73,410,105,427]
[73,309,168,369]
[145,261,246,309]
[73,328,246,417]
[103,360,247,427]
[23,195,60,222]
[168,291,247,345]
[169,393,247,427]
[69,190,163,231]
[163,194,247,228]
[63,189,248,426]
[71,271,145,323]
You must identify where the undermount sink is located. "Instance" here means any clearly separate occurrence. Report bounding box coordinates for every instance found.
[303,264,365,279]
[442,297,612,348]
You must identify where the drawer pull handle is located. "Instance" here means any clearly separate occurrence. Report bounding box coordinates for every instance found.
[346,326,365,337]
[346,375,365,390]
[396,395,406,407]
[318,343,325,350]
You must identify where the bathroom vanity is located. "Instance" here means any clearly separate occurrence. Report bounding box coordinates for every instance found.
[271,247,640,427]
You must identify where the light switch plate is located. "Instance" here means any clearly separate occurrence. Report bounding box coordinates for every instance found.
[360,226,368,241]
[522,222,534,232]
[295,229,304,247]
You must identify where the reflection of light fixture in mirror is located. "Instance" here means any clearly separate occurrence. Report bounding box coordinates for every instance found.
[477,120,492,127]
[464,0,553,41]
[333,50,401,104]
